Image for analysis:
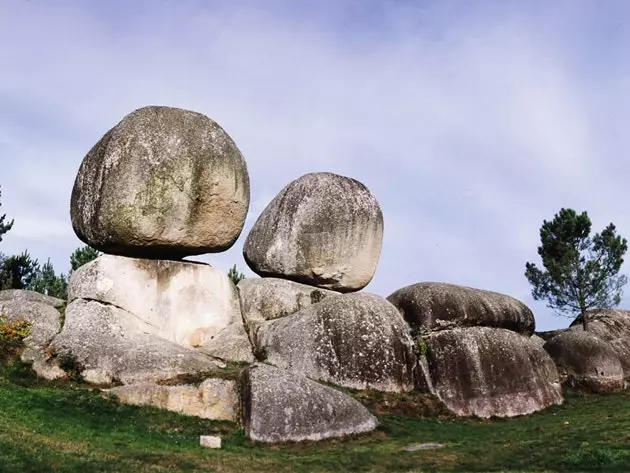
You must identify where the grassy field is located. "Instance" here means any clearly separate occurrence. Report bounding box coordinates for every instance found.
[0,361,629,473]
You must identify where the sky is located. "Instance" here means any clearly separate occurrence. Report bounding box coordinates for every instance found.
[1,0,630,331]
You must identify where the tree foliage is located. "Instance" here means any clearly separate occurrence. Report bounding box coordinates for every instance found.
[29,258,68,299]
[70,245,101,272]
[0,186,13,243]
[525,208,628,323]
[0,251,40,290]
[228,264,246,285]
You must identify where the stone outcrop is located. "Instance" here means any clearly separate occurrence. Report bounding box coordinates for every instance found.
[243,172,383,292]
[0,289,65,309]
[68,254,246,352]
[237,277,336,339]
[71,105,250,259]
[419,327,563,418]
[190,324,254,363]
[257,293,416,392]
[571,309,630,376]
[241,363,377,443]
[106,378,239,421]
[0,299,61,360]
[543,330,625,393]
[387,282,535,335]
[44,299,220,385]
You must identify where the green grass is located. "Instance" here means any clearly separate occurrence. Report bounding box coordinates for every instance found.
[1,361,629,473]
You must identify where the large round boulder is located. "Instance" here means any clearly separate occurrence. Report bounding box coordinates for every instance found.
[71,106,250,259]
[571,309,630,376]
[256,293,416,392]
[387,282,535,335]
[0,289,66,309]
[243,172,383,292]
[543,330,625,393]
[420,327,563,418]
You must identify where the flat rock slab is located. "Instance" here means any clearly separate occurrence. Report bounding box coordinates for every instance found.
[402,443,444,451]
[69,254,247,355]
[242,363,377,443]
[200,436,222,449]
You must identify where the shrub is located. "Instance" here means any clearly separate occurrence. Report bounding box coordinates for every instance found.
[0,314,33,361]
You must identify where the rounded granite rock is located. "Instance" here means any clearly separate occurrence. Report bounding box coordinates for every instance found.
[243,172,383,292]
[71,105,250,259]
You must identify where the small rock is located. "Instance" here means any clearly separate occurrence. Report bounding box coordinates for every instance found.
[402,443,444,452]
[200,436,222,449]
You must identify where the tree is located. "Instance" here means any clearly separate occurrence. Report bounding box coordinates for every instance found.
[70,245,101,273]
[228,264,246,285]
[0,186,13,243]
[0,251,39,290]
[29,258,68,300]
[525,208,628,327]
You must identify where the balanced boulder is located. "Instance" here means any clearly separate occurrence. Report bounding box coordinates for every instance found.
[71,105,250,259]
[257,293,416,392]
[243,172,383,292]
[419,327,562,418]
[68,254,247,354]
[543,330,625,393]
[387,282,535,335]
[241,363,377,443]
[237,277,336,339]
[45,299,220,385]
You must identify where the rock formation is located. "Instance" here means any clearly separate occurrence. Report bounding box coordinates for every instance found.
[388,282,563,417]
[243,172,383,292]
[543,330,625,393]
[387,282,535,335]
[256,293,416,392]
[71,105,250,259]
[241,363,377,443]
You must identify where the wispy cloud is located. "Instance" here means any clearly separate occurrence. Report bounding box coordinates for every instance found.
[2,0,630,330]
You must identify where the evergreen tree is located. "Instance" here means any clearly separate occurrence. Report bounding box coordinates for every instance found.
[29,258,68,299]
[228,264,246,285]
[70,245,101,273]
[0,186,13,243]
[525,208,628,327]
[0,251,39,290]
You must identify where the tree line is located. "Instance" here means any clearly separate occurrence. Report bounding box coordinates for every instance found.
[0,186,100,300]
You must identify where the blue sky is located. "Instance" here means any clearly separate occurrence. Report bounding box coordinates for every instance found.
[2,0,630,331]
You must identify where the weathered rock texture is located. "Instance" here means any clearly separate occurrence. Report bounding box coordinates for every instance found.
[387,282,535,335]
[71,105,250,259]
[190,324,254,363]
[543,331,625,393]
[0,299,61,355]
[243,172,383,292]
[257,293,416,392]
[241,363,377,443]
[0,289,65,309]
[237,277,336,339]
[107,378,239,421]
[420,327,563,418]
[69,254,246,352]
[571,309,630,376]
[44,299,220,385]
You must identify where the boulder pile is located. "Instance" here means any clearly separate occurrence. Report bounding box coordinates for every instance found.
[16,104,627,443]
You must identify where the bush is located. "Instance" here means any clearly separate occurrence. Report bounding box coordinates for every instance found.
[0,314,32,361]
